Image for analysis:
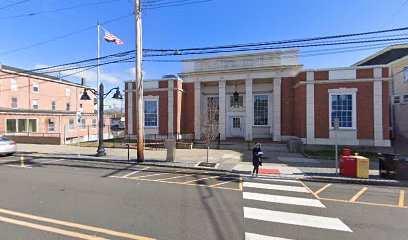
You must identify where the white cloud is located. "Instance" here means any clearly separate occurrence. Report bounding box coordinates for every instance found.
[127,66,148,80]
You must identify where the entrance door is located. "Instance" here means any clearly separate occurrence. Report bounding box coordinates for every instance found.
[231,117,243,137]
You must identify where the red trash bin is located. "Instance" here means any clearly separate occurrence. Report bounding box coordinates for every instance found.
[340,155,357,177]
[342,148,352,156]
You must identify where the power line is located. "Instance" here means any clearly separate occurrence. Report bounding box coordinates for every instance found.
[157,26,408,52]
[143,0,212,9]
[143,36,408,57]
[0,12,134,56]
[0,0,121,21]
[380,0,408,30]
[0,0,29,11]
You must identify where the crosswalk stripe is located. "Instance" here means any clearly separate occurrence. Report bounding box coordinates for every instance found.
[245,232,294,240]
[242,176,299,184]
[244,207,352,232]
[243,182,308,193]
[243,192,326,208]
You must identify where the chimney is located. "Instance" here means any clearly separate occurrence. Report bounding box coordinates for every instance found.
[81,78,86,86]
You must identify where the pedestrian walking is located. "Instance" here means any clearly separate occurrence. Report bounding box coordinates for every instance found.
[252,143,263,177]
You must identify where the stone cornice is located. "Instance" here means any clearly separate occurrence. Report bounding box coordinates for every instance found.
[293,78,391,89]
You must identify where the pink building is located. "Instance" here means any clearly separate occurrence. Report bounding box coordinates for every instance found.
[0,64,102,144]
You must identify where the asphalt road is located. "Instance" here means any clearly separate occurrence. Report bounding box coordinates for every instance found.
[0,155,407,240]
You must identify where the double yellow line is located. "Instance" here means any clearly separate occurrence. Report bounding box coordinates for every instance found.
[0,208,155,240]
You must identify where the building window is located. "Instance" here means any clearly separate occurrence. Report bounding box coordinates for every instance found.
[6,119,37,133]
[51,101,56,111]
[11,97,18,108]
[79,103,83,112]
[69,119,75,130]
[144,100,158,127]
[33,82,39,92]
[330,94,354,128]
[66,88,71,96]
[10,78,17,91]
[92,119,97,128]
[404,95,408,103]
[394,96,401,104]
[48,119,55,132]
[404,67,408,82]
[6,119,16,133]
[81,119,86,129]
[254,95,268,126]
[28,119,37,132]
[66,103,71,111]
[230,95,244,107]
[32,99,39,110]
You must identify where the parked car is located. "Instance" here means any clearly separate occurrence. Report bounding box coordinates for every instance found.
[0,137,16,156]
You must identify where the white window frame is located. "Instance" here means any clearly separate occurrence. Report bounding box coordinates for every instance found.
[33,82,39,93]
[5,118,38,133]
[253,94,269,126]
[66,88,71,97]
[10,78,18,91]
[69,119,75,130]
[144,96,159,128]
[404,94,408,104]
[11,97,18,109]
[91,119,97,128]
[48,119,55,132]
[404,67,408,82]
[32,99,39,110]
[328,88,357,130]
[51,101,56,111]
[81,119,86,129]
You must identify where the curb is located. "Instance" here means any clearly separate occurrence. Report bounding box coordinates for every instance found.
[24,154,232,173]
[299,175,407,187]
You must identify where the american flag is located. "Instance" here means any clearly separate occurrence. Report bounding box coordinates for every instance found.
[103,29,124,45]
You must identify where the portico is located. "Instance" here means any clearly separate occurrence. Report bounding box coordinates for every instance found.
[180,50,301,141]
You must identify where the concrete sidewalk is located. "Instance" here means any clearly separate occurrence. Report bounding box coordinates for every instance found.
[15,143,407,186]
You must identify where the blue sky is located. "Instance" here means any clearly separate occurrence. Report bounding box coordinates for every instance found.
[1,0,408,102]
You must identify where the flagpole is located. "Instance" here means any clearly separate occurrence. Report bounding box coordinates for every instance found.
[97,21,101,142]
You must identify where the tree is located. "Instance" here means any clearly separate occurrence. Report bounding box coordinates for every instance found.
[200,99,220,164]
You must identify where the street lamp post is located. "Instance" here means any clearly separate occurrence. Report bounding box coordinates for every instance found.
[81,83,123,157]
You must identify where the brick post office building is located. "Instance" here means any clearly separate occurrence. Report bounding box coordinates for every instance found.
[125,49,391,147]
[0,65,102,144]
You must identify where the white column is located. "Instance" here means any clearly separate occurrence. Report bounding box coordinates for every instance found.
[273,77,282,141]
[219,79,226,140]
[127,82,133,135]
[306,72,315,143]
[168,80,174,135]
[373,68,383,146]
[194,80,201,140]
[245,78,253,140]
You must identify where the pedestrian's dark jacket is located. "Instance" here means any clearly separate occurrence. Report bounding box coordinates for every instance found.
[252,147,262,166]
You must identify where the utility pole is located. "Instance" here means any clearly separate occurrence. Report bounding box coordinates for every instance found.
[135,0,144,162]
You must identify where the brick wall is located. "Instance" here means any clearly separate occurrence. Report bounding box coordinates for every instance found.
[281,77,294,136]
[181,82,195,134]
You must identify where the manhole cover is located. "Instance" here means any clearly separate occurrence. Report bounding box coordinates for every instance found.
[198,162,217,168]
